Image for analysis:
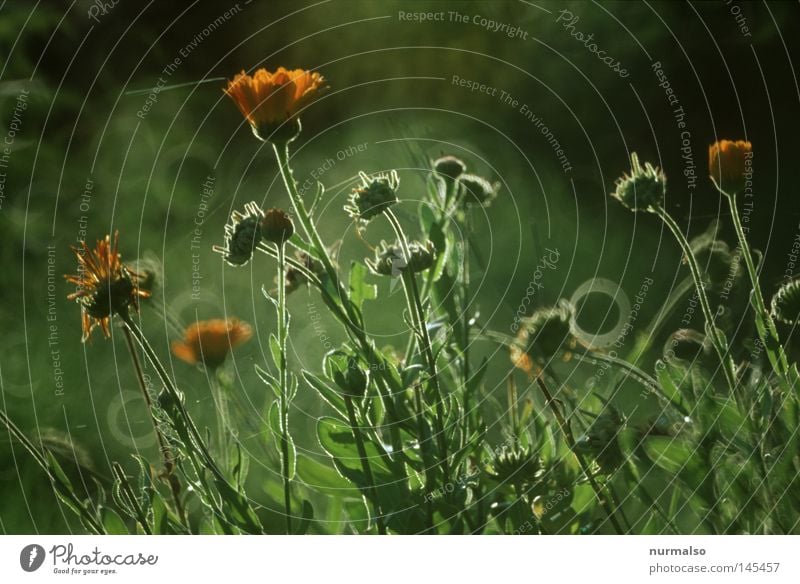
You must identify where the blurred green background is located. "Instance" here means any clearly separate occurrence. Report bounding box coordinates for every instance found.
[1,0,799,532]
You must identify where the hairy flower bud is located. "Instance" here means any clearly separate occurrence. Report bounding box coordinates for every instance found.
[771,278,800,325]
[366,239,436,277]
[262,208,294,245]
[214,202,265,266]
[611,152,666,213]
[433,155,467,180]
[345,170,399,223]
[459,173,499,207]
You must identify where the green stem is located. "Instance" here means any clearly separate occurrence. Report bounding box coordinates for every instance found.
[344,395,386,534]
[122,326,186,525]
[271,142,405,461]
[385,209,450,482]
[655,206,738,395]
[535,376,624,534]
[277,243,293,534]
[210,371,232,474]
[723,190,791,383]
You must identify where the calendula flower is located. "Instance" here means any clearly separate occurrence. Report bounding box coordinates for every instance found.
[433,155,467,180]
[214,202,265,267]
[366,239,436,277]
[459,173,499,207]
[510,300,576,374]
[171,318,253,370]
[610,152,666,213]
[65,232,150,341]
[224,67,326,143]
[261,208,294,245]
[771,279,800,325]
[709,139,752,195]
[345,170,399,223]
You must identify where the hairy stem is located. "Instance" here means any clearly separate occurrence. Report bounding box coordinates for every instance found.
[344,395,386,534]
[535,376,624,534]
[277,243,293,534]
[122,326,186,525]
[655,206,738,394]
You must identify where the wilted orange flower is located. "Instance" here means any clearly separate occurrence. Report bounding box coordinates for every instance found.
[65,232,150,341]
[709,139,752,194]
[224,67,326,141]
[171,318,253,369]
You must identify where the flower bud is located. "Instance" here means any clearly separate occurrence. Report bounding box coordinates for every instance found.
[332,357,369,398]
[459,173,499,207]
[611,152,666,213]
[261,208,294,245]
[366,240,436,277]
[345,170,399,223]
[215,202,264,266]
[510,300,575,372]
[771,278,800,324]
[433,155,466,180]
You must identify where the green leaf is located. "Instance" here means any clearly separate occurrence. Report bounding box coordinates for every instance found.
[255,364,280,399]
[303,370,347,420]
[295,499,315,535]
[349,261,377,312]
[268,402,296,480]
[269,334,282,370]
[655,360,689,415]
[102,508,129,534]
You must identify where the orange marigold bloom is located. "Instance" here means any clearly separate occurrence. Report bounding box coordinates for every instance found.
[709,139,752,194]
[65,232,150,341]
[171,318,253,370]
[224,67,326,142]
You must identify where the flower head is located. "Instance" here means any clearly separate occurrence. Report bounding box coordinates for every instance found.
[366,239,436,277]
[65,232,150,341]
[225,67,326,143]
[488,445,541,485]
[709,139,752,195]
[771,279,800,324]
[171,318,253,370]
[345,170,399,223]
[611,152,666,213]
[432,155,466,180]
[262,208,294,245]
[459,173,499,207]
[214,202,265,266]
[510,300,575,373]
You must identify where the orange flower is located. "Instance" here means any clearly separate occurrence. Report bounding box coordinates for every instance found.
[65,232,150,341]
[709,139,752,194]
[172,318,253,369]
[224,67,326,142]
